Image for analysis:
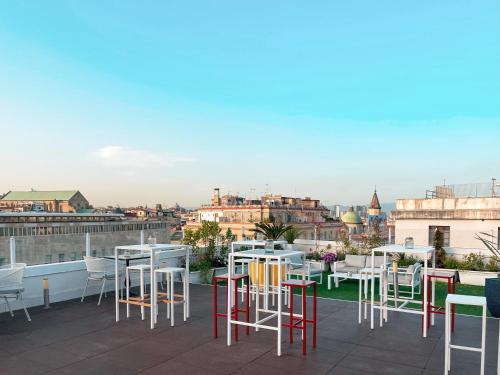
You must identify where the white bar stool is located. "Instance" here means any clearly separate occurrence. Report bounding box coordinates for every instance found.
[444,294,487,375]
[126,264,151,320]
[154,267,187,326]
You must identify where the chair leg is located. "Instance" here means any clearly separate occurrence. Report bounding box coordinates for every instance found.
[183,271,187,322]
[140,270,145,320]
[154,273,158,324]
[20,293,31,322]
[126,268,130,318]
[98,278,106,306]
[81,278,89,302]
[170,273,175,327]
[5,296,14,317]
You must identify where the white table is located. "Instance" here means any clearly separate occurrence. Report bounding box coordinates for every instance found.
[370,244,435,338]
[114,244,191,329]
[328,271,365,290]
[231,240,289,309]
[227,248,304,356]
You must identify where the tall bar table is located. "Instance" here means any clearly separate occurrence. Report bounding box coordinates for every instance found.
[370,244,435,338]
[114,244,191,329]
[227,248,304,356]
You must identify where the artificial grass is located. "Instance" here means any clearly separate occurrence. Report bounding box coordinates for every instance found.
[302,272,487,317]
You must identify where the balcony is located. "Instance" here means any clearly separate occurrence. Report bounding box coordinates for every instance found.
[0,237,499,374]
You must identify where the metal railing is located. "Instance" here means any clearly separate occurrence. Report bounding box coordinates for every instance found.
[426,179,500,198]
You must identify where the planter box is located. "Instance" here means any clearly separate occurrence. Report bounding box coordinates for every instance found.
[436,268,499,286]
[189,266,241,284]
[457,270,499,286]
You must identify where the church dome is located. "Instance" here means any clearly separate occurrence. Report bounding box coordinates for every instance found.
[341,206,363,224]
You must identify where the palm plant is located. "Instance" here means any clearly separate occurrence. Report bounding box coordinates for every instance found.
[252,218,293,240]
[284,226,302,244]
[475,232,500,263]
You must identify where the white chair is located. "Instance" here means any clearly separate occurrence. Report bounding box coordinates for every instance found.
[154,267,187,326]
[0,263,31,321]
[287,258,323,285]
[387,263,422,300]
[81,256,120,306]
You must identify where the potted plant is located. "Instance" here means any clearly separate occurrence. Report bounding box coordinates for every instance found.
[306,249,329,272]
[322,252,337,270]
[251,217,292,241]
[284,226,302,249]
[475,232,500,318]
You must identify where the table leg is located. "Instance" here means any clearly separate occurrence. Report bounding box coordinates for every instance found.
[234,278,239,341]
[480,305,486,375]
[313,284,317,349]
[423,260,428,338]
[370,252,375,330]
[227,254,232,347]
[213,277,218,338]
[277,258,282,357]
[255,259,260,332]
[358,274,362,324]
[115,247,119,322]
[290,285,294,344]
[452,280,455,332]
[431,277,436,326]
[302,286,306,355]
[245,277,249,336]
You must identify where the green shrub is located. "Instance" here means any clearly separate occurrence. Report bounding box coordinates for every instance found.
[461,253,485,271]
[443,256,462,270]
[485,258,500,272]
[397,254,419,267]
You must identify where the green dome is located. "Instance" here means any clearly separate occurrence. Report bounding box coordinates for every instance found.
[341,207,363,224]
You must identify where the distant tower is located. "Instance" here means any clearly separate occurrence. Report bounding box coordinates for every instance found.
[212,188,221,206]
[368,188,381,216]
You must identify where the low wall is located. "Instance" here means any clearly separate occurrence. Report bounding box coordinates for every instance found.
[0,255,180,313]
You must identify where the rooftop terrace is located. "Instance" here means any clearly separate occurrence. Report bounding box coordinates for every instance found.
[1,283,498,375]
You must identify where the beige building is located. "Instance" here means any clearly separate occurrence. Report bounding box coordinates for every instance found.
[394,192,500,257]
[186,189,343,241]
[0,190,90,213]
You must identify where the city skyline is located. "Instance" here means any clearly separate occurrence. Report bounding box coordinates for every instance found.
[1,1,499,207]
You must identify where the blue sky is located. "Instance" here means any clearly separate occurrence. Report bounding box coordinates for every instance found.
[1,1,499,207]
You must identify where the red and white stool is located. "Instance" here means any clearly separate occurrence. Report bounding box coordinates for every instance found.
[213,273,250,340]
[282,279,317,355]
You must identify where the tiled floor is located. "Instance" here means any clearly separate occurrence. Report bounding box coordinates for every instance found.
[0,284,498,374]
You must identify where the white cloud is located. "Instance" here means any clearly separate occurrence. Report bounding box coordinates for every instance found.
[93,146,195,169]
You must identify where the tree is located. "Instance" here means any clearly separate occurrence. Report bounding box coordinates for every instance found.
[284,226,302,244]
[433,228,446,268]
[251,216,293,240]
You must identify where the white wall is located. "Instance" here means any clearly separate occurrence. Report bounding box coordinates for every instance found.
[0,256,180,313]
[395,219,500,258]
[293,239,343,253]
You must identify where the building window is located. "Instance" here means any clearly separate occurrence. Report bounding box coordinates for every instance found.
[45,255,52,264]
[428,226,450,247]
[70,252,77,261]
[59,254,65,263]
[92,250,97,257]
